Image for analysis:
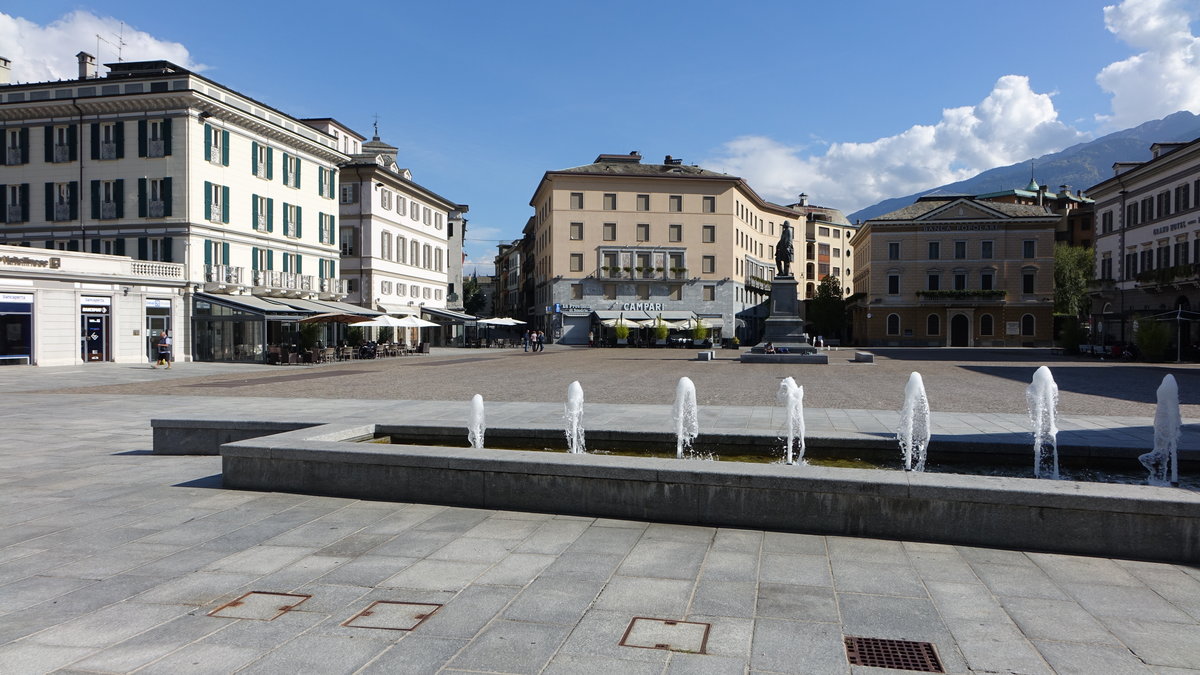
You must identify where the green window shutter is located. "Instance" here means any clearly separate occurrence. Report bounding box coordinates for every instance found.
[19,184,28,221]
[162,178,172,216]
[221,129,230,166]
[203,240,212,265]
[295,159,301,189]
[0,184,6,223]
[318,167,325,197]
[114,121,124,159]
[252,247,259,271]
[251,141,258,174]
[138,237,148,260]
[90,180,100,219]
[91,238,101,253]
[137,120,147,157]
[67,240,79,252]
[282,253,289,273]
[221,185,230,223]
[266,147,273,180]
[295,206,302,238]
[68,182,78,220]
[267,198,274,232]
[267,249,274,270]
[162,236,173,262]
[204,181,212,218]
[203,124,211,161]
[222,242,230,266]
[137,178,147,217]
[18,128,28,163]
[45,182,53,220]
[89,123,99,160]
[295,255,302,275]
[114,238,125,255]
[115,179,124,218]
[282,152,289,183]
[251,194,258,228]
[162,118,172,156]
[44,126,52,163]
[282,203,289,233]
[330,259,336,277]
[67,125,77,161]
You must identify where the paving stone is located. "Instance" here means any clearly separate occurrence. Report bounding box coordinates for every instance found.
[1034,640,1152,675]
[759,553,833,586]
[356,635,469,674]
[832,559,927,597]
[973,562,1069,600]
[63,612,232,673]
[413,584,519,638]
[1063,582,1197,623]
[25,601,186,648]
[428,536,518,564]
[556,609,670,664]
[135,642,268,674]
[756,583,839,623]
[504,577,606,625]
[474,552,557,586]
[593,576,695,616]
[445,619,571,674]
[761,531,824,555]
[712,528,764,552]
[540,551,625,581]
[750,618,848,674]
[1103,618,1200,670]
[378,559,490,592]
[0,642,96,675]
[691,580,758,619]
[544,652,664,674]
[1000,596,1123,645]
[314,555,417,588]
[617,540,708,580]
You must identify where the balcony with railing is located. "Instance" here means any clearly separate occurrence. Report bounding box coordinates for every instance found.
[147,139,165,158]
[53,145,70,163]
[99,142,118,160]
[148,201,165,218]
[6,147,21,165]
[204,264,243,291]
[100,202,117,220]
[6,204,23,222]
[916,289,1008,304]
[252,270,315,297]
[1134,264,1200,291]
[130,260,184,279]
[53,204,70,221]
[208,203,222,222]
[595,265,688,281]
[318,277,348,298]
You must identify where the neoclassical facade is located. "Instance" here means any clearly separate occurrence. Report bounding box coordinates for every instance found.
[849,196,1059,346]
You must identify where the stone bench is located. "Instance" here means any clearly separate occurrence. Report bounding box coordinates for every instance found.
[854,351,874,363]
[696,351,716,361]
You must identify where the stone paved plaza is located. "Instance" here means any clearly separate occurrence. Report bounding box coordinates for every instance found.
[1,348,1199,674]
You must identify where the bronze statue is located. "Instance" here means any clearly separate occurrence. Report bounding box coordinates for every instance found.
[775,220,794,276]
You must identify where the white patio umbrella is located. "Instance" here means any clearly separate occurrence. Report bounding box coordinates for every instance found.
[350,315,413,328]
[601,317,641,328]
[477,317,526,326]
[392,315,439,328]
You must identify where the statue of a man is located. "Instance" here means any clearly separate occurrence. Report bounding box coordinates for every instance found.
[775,221,794,277]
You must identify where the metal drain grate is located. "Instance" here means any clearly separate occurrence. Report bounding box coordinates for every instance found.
[208,591,311,621]
[844,636,944,673]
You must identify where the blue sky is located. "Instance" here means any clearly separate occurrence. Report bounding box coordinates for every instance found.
[3,1,1199,273]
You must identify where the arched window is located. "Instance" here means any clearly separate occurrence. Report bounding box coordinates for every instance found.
[410,240,420,266]
[886,314,900,336]
[380,232,392,261]
[926,314,940,336]
[423,244,431,269]
[806,262,815,278]
[805,283,815,298]
[397,236,407,263]
[1021,313,1035,336]
[980,313,993,336]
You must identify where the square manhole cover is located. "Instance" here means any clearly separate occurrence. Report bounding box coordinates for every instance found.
[620,617,710,654]
[845,636,944,673]
[208,591,311,621]
[342,601,443,631]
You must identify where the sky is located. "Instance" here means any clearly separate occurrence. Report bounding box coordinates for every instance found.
[2,0,1200,274]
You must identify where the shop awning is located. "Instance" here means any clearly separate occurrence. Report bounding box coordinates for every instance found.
[196,293,310,321]
[315,300,380,316]
[272,298,343,314]
[592,309,696,321]
[377,303,418,316]
[422,306,477,323]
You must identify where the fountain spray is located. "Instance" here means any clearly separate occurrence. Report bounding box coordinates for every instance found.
[776,377,806,465]
[467,394,486,450]
[897,372,931,472]
[673,377,699,459]
[1140,374,1180,486]
[565,380,586,454]
[1026,366,1059,479]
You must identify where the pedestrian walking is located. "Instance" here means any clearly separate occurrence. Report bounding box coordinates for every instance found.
[153,329,172,369]
[523,330,530,352]
[533,330,544,352]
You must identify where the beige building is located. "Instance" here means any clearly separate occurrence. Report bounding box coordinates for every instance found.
[526,152,851,344]
[849,196,1059,347]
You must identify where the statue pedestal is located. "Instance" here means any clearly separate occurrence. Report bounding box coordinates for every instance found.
[740,276,826,363]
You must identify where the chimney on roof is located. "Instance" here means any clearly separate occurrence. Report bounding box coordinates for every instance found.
[797,193,808,207]
[1038,183,1048,207]
[1059,185,1069,195]
[76,52,96,80]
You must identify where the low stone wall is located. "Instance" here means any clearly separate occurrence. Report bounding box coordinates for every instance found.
[221,423,1200,563]
[739,353,829,364]
[152,419,318,455]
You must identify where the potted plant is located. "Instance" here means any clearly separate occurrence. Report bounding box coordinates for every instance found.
[692,320,709,346]
[614,323,630,345]
[622,266,634,275]
[654,317,669,345]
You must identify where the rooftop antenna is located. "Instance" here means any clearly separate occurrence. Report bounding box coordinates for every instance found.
[94,22,127,74]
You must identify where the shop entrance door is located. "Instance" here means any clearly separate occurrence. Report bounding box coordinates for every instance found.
[146,299,172,362]
[81,313,109,361]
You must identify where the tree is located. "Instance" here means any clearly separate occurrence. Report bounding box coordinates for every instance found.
[1054,243,1093,318]
[806,276,846,339]
[463,275,486,316]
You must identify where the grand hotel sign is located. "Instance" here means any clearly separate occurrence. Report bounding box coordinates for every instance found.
[0,254,62,269]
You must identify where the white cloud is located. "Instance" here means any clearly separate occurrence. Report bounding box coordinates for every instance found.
[0,10,204,83]
[704,75,1084,214]
[1096,0,1200,128]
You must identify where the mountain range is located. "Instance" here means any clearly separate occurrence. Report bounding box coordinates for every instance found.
[847,110,1200,223]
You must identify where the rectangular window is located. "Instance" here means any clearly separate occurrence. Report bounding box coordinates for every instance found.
[603,222,616,241]
[1022,240,1036,259]
[888,274,899,294]
[570,192,584,209]
[927,273,940,291]
[669,224,682,242]
[1023,272,1035,294]
[636,223,649,242]
[928,242,940,260]
[1125,252,1137,278]
[283,153,302,188]
[570,253,583,272]
[819,226,830,237]
[702,225,715,243]
[636,194,650,211]
[981,271,994,291]
[1176,183,1191,212]
[669,195,682,212]
[340,183,359,204]
[888,242,900,260]
[954,241,966,259]
[703,285,715,301]
[1158,191,1171,218]
[396,195,406,216]
[981,241,993,259]
[702,196,715,213]
[1126,203,1139,227]
[1101,211,1114,233]
[380,189,392,210]
[284,203,300,238]
[569,222,583,240]
[702,256,715,274]
[1142,197,1153,222]
[603,193,617,210]
[205,124,228,166]
[423,207,431,225]
[954,273,966,290]
[818,243,830,257]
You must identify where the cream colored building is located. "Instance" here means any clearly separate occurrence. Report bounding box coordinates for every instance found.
[850,196,1059,347]
[526,152,850,344]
